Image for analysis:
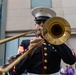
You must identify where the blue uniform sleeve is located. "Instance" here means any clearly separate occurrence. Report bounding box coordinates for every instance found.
[20,40,30,49]
[53,44,76,65]
[15,54,31,74]
[15,40,31,74]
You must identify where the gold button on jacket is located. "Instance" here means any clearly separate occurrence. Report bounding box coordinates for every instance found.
[44,59,48,63]
[44,66,47,70]
[44,53,48,56]
[44,47,47,50]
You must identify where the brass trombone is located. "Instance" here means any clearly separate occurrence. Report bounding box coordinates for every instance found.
[0,17,71,73]
[0,30,36,44]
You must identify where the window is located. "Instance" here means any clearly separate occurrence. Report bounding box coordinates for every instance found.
[5,35,35,63]
[5,39,18,63]
[31,0,52,8]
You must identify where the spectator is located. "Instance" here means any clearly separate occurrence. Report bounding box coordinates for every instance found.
[60,66,65,75]
[65,64,75,75]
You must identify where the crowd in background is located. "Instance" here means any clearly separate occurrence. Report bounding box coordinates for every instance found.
[60,64,75,75]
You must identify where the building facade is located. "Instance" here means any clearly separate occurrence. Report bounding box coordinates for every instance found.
[0,0,76,71]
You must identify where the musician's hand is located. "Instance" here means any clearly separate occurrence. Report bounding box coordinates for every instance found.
[17,46,24,54]
[28,37,42,57]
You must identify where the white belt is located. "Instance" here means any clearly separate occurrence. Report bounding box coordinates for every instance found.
[27,71,60,75]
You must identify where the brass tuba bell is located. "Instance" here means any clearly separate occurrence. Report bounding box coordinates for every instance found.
[43,16,71,45]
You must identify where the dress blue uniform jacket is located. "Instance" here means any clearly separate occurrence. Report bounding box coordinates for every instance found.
[15,40,75,75]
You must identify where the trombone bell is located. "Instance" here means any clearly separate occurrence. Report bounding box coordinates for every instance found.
[43,17,71,45]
